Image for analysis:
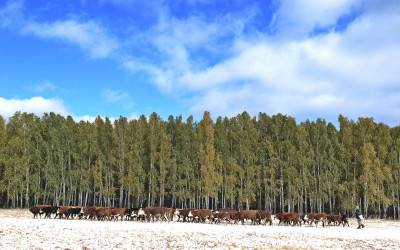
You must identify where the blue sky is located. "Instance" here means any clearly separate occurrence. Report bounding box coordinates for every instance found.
[0,0,399,126]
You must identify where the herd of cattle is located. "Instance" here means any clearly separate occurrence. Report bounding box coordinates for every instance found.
[28,205,350,227]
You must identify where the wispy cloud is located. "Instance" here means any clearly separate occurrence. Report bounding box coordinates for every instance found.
[0,0,120,59]
[101,89,135,109]
[123,6,258,93]
[32,81,56,92]
[0,0,24,28]
[24,19,119,58]
[101,89,129,103]
[270,0,363,39]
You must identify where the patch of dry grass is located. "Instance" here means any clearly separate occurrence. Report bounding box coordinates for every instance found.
[0,209,31,218]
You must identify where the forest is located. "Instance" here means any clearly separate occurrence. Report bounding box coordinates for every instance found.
[0,111,399,219]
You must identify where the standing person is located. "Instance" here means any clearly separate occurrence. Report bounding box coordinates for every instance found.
[355,206,365,229]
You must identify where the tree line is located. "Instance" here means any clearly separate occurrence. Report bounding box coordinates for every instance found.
[0,111,399,219]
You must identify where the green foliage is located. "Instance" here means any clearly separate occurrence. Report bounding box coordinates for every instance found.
[1,111,399,218]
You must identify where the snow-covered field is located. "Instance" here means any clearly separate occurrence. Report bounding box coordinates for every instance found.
[1,209,400,249]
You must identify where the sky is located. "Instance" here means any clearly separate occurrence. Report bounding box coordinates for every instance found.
[0,0,399,126]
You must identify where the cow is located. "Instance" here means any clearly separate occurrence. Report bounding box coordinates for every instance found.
[81,207,97,220]
[55,206,73,219]
[276,213,293,226]
[217,209,239,223]
[327,215,342,226]
[291,213,302,227]
[137,208,147,221]
[109,208,127,221]
[191,209,213,223]
[29,205,51,218]
[95,207,110,221]
[82,207,97,220]
[64,207,84,219]
[306,213,327,227]
[174,208,195,222]
[301,213,311,225]
[258,210,272,225]
[165,208,174,222]
[230,212,240,224]
[124,207,142,221]
[341,214,350,227]
[276,212,299,226]
[41,206,60,219]
[225,210,239,224]
[238,210,261,225]
[141,207,172,222]
[212,212,230,224]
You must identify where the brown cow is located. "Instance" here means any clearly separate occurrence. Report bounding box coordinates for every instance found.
[212,212,230,224]
[82,207,97,219]
[230,212,240,224]
[276,212,297,226]
[258,210,272,225]
[327,215,342,226]
[217,209,238,224]
[95,207,110,221]
[276,212,300,226]
[238,210,261,225]
[191,209,213,223]
[141,207,172,222]
[291,213,302,227]
[164,208,173,222]
[29,205,51,218]
[306,213,327,227]
[109,208,127,221]
[55,206,73,219]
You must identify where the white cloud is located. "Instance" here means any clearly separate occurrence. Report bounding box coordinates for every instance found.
[0,1,120,59]
[24,19,119,58]
[101,89,129,103]
[167,1,400,125]
[72,115,119,124]
[127,112,139,121]
[33,82,56,92]
[0,96,69,119]
[0,0,24,28]
[270,0,363,39]
[72,115,98,123]
[124,7,257,93]
[0,96,132,125]
[2,0,399,126]
[101,89,136,110]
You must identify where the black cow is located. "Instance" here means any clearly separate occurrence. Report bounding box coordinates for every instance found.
[41,206,60,219]
[341,214,350,227]
[125,207,142,221]
[64,207,84,219]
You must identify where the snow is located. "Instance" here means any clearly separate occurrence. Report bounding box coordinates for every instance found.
[1,209,400,249]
